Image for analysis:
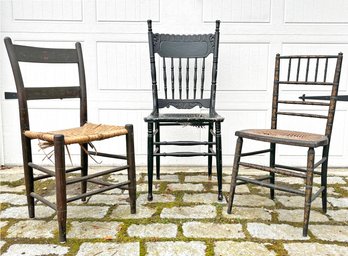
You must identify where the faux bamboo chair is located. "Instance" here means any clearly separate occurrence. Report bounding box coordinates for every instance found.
[227,53,343,236]
[4,38,136,242]
[145,20,224,201]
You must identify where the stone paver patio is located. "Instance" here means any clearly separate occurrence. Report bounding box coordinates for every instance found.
[0,166,347,255]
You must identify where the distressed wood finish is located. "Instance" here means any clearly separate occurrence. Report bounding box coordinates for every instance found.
[227,53,343,237]
[145,20,224,201]
[4,37,137,242]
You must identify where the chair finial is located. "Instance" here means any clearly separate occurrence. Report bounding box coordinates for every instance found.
[215,20,220,31]
[147,20,152,32]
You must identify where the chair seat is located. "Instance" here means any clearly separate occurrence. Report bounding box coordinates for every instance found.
[24,123,128,147]
[236,129,328,147]
[144,112,224,123]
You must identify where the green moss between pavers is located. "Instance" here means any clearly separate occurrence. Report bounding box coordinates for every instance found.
[331,183,348,197]
[1,171,348,255]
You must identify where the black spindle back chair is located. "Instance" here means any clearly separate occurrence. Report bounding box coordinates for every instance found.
[4,37,136,242]
[145,20,224,201]
[227,53,343,236]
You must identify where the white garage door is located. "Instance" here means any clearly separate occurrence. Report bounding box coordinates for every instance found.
[0,0,347,167]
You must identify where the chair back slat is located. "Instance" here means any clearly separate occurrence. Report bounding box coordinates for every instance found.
[147,20,220,110]
[186,58,189,99]
[296,57,301,81]
[305,58,310,82]
[287,58,292,81]
[13,44,78,63]
[201,57,206,99]
[163,57,168,99]
[25,87,80,100]
[324,57,328,82]
[193,58,198,99]
[178,58,182,99]
[171,58,175,99]
[314,58,319,82]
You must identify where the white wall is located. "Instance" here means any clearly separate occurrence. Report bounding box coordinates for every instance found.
[0,0,347,167]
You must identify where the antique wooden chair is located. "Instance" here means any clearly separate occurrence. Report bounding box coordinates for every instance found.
[227,53,343,236]
[145,20,224,201]
[4,37,136,242]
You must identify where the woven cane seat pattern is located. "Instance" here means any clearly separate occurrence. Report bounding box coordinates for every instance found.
[236,129,328,147]
[24,123,128,146]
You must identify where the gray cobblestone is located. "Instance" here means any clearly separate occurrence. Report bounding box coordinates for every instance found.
[161,205,216,219]
[68,221,122,239]
[2,244,69,256]
[214,241,276,256]
[248,223,309,240]
[284,242,348,256]
[310,225,348,242]
[146,241,206,256]
[128,223,177,238]
[76,242,139,256]
[183,221,244,239]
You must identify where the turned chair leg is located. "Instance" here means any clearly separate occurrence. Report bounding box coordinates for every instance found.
[22,137,35,218]
[208,122,213,178]
[126,125,136,214]
[155,122,160,180]
[270,143,276,200]
[54,135,67,243]
[303,147,315,237]
[147,122,154,201]
[321,145,329,213]
[80,143,88,201]
[215,122,223,201]
[227,137,243,213]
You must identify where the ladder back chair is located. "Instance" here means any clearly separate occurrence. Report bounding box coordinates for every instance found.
[4,37,137,242]
[227,53,343,236]
[145,20,224,201]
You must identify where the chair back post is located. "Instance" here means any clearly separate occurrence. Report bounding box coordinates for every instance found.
[271,54,281,129]
[4,37,31,133]
[75,42,88,126]
[325,53,343,142]
[147,19,159,115]
[209,20,220,115]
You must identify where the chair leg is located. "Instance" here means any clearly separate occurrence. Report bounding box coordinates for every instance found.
[155,122,160,180]
[22,137,35,218]
[270,143,276,200]
[303,147,315,237]
[208,122,213,178]
[80,143,88,202]
[147,122,154,201]
[54,135,67,243]
[227,137,243,214]
[126,125,136,214]
[215,122,223,201]
[321,145,329,213]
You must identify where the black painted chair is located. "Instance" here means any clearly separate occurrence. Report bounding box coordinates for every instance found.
[4,38,137,242]
[227,53,343,236]
[145,20,224,201]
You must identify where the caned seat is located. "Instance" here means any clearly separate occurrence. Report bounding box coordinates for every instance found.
[236,129,328,148]
[24,123,128,148]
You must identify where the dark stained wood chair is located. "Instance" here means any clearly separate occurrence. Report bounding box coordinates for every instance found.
[227,53,343,236]
[4,37,137,242]
[145,20,224,201]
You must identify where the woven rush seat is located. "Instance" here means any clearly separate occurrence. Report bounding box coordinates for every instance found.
[24,123,128,147]
[236,129,328,147]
